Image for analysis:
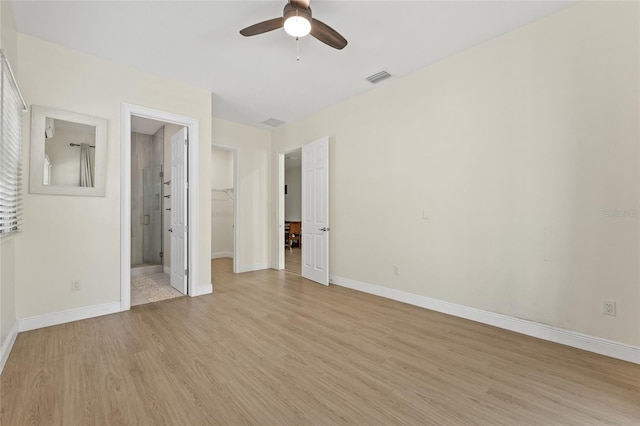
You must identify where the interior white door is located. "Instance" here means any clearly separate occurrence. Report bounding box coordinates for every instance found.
[170,127,188,294]
[301,137,329,285]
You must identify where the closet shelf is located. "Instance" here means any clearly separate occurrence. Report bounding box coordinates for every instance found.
[212,188,234,200]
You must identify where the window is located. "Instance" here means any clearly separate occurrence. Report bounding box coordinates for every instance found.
[0,50,26,236]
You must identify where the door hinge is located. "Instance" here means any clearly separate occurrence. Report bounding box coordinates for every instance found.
[185,225,189,233]
[159,171,164,178]
[159,251,164,258]
[185,268,189,276]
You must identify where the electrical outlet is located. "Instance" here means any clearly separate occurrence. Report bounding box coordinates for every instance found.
[393,266,400,276]
[602,300,616,316]
[71,280,81,291]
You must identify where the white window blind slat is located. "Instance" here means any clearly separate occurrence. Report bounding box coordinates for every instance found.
[0,49,26,237]
[0,171,20,184]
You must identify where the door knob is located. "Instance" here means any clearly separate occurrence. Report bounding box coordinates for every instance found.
[319,227,330,232]
[168,228,173,232]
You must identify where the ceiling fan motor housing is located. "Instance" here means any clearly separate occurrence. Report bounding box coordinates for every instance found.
[284,3,312,23]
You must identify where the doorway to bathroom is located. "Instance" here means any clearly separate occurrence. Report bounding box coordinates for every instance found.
[121,104,206,312]
[130,118,184,306]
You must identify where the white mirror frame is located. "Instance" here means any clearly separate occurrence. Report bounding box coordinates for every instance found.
[29,105,107,196]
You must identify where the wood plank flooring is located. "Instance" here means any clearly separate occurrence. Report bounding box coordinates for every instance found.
[1,258,639,425]
[285,247,301,275]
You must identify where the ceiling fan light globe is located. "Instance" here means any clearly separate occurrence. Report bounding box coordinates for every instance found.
[284,16,311,37]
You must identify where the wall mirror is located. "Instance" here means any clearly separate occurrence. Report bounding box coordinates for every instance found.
[29,105,107,196]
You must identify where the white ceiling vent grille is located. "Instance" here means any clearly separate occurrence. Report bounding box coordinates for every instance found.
[366,70,392,84]
[261,118,286,127]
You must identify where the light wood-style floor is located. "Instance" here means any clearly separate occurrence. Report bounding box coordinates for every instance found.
[1,258,639,425]
[285,246,301,275]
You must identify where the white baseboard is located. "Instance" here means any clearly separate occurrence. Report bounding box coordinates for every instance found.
[17,302,121,333]
[192,283,213,297]
[330,275,640,364]
[237,263,269,273]
[211,252,233,259]
[0,320,18,374]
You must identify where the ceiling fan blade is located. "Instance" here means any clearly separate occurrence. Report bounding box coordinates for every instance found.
[310,18,347,50]
[240,17,284,37]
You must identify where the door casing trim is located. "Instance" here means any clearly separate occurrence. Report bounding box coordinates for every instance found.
[274,137,329,273]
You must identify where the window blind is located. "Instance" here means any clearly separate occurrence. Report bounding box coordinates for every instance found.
[0,50,27,236]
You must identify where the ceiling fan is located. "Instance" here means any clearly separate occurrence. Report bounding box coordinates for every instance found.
[239,0,348,50]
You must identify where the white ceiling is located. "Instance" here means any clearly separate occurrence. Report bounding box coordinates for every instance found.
[131,115,167,135]
[10,1,575,128]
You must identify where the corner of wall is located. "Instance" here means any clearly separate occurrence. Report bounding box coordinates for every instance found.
[1,1,19,69]
[0,236,19,374]
[0,320,18,374]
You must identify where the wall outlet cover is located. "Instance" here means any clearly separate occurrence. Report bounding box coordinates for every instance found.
[602,300,616,316]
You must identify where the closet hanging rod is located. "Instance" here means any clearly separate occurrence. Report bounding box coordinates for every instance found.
[69,143,95,148]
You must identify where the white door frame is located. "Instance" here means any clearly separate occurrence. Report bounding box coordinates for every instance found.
[276,151,286,270]
[120,103,203,311]
[211,144,239,274]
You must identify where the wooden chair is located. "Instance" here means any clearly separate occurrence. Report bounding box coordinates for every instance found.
[288,221,301,251]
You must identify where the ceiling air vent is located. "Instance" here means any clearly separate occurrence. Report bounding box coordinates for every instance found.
[261,118,286,127]
[366,70,392,84]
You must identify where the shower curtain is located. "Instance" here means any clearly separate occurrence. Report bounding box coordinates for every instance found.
[79,143,94,187]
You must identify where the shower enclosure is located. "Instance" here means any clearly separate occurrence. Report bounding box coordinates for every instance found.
[142,164,163,264]
[131,128,165,268]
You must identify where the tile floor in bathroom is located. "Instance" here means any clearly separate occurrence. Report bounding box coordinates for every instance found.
[131,270,184,306]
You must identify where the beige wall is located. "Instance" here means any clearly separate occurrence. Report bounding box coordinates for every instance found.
[211,147,234,257]
[212,117,271,271]
[0,237,16,353]
[15,34,213,319]
[272,2,640,346]
[1,0,17,69]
